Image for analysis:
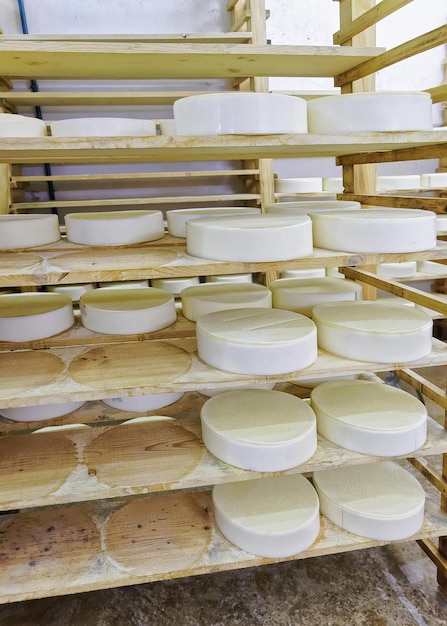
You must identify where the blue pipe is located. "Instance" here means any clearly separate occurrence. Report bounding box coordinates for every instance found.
[17,0,57,212]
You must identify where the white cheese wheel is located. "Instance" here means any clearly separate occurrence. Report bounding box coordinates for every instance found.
[159,119,177,135]
[65,210,165,246]
[174,93,308,135]
[377,294,415,308]
[213,474,320,558]
[420,173,447,188]
[80,287,176,335]
[186,214,312,262]
[377,262,417,278]
[181,283,272,321]
[0,401,85,422]
[416,260,447,275]
[310,379,427,456]
[102,391,184,412]
[312,301,433,363]
[167,207,260,238]
[0,293,74,341]
[313,462,425,541]
[50,117,156,137]
[0,214,60,250]
[280,268,326,279]
[326,268,345,279]
[0,113,48,137]
[311,209,436,253]
[47,283,95,302]
[275,178,323,193]
[151,276,200,296]
[201,389,317,471]
[376,175,420,191]
[265,200,360,215]
[98,280,149,289]
[436,215,447,234]
[199,382,276,397]
[205,274,253,284]
[196,307,318,375]
[308,92,433,133]
[270,277,362,317]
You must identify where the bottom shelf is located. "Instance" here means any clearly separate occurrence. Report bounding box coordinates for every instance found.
[0,474,446,604]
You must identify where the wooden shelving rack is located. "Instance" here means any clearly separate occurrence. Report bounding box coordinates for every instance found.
[2,0,447,604]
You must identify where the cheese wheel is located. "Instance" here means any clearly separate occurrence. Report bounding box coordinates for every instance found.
[80,287,176,335]
[322,178,343,192]
[265,200,360,215]
[181,283,272,322]
[65,210,165,246]
[270,277,362,317]
[151,276,200,296]
[50,117,156,137]
[376,175,420,191]
[196,307,318,375]
[213,474,320,557]
[0,214,60,250]
[159,119,176,135]
[201,389,317,471]
[312,301,433,363]
[174,92,308,135]
[98,280,149,289]
[186,214,312,262]
[275,178,323,193]
[420,173,447,188]
[377,262,417,279]
[280,268,326,279]
[0,401,85,422]
[416,260,447,275]
[102,391,184,412]
[313,462,425,540]
[199,383,276,397]
[311,209,436,253]
[310,379,427,456]
[308,92,433,133]
[205,274,253,284]
[436,215,447,234]
[0,113,48,137]
[0,293,74,341]
[167,207,260,238]
[47,283,95,302]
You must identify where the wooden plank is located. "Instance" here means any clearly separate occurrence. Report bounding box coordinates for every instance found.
[337,143,447,166]
[0,411,446,511]
[334,0,414,45]
[426,84,447,104]
[0,33,253,44]
[0,163,10,214]
[0,43,385,80]
[335,24,447,87]
[1,335,447,408]
[409,458,447,498]
[0,131,447,164]
[417,538,447,579]
[338,194,447,212]
[0,475,445,604]
[397,368,447,410]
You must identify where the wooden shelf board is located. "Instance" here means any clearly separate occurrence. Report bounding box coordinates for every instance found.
[1,240,447,287]
[0,475,445,604]
[1,335,447,408]
[0,34,255,43]
[0,43,384,80]
[1,131,446,164]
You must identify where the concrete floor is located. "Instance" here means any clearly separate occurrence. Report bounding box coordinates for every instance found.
[1,367,447,626]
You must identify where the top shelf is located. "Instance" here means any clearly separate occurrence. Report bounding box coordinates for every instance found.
[0,41,384,79]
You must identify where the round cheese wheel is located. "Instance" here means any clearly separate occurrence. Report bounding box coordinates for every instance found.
[186,214,312,262]
[196,307,318,375]
[167,207,260,238]
[80,287,176,335]
[308,92,433,133]
[159,119,177,135]
[212,474,320,557]
[205,274,253,284]
[50,117,156,137]
[416,260,447,275]
[0,401,85,422]
[280,268,326,279]
[313,462,425,540]
[322,178,343,192]
[199,382,276,397]
[310,379,427,456]
[201,389,317,471]
[270,277,362,317]
[102,391,184,412]
[174,92,308,135]
[376,175,420,191]
[151,276,200,296]
[436,216,447,234]
[181,283,272,321]
[377,262,417,279]
[0,113,48,137]
[98,280,149,289]
[312,301,433,363]
[0,293,74,341]
[0,214,60,250]
[65,210,165,246]
[275,178,323,193]
[420,173,447,188]
[265,200,360,215]
[47,283,95,302]
[311,209,436,253]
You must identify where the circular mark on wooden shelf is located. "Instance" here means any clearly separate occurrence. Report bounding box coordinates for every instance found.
[104,492,211,575]
[85,420,202,488]
[69,342,192,390]
[0,433,77,506]
[53,248,179,271]
[0,352,65,398]
[0,252,43,273]
[0,506,100,597]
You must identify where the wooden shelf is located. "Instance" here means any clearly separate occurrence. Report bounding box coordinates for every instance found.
[0,470,445,604]
[0,42,384,80]
[1,239,447,287]
[1,131,447,164]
